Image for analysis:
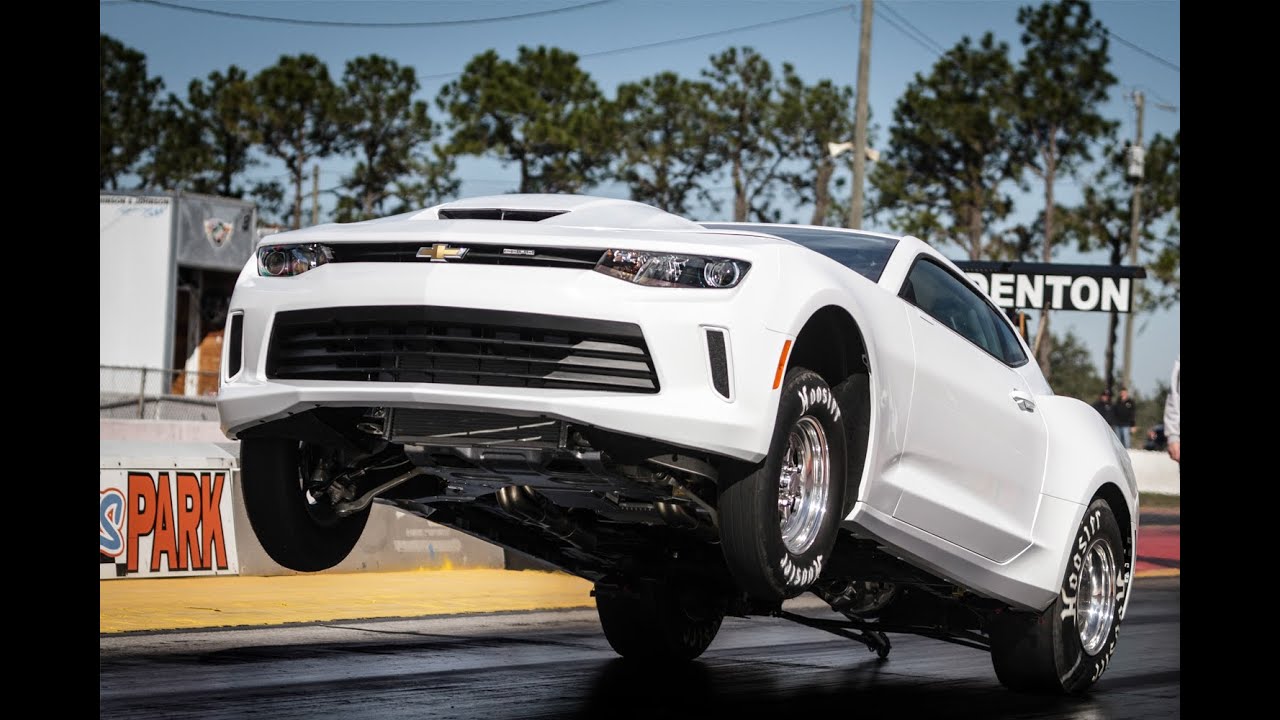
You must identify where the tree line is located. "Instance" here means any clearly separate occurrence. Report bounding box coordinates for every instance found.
[100,0,1178,383]
[99,39,858,230]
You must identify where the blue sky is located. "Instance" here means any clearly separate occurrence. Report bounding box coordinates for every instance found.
[100,0,1180,396]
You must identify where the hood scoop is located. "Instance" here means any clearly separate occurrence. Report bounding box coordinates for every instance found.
[436,208,567,222]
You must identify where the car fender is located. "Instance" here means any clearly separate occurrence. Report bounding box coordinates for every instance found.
[759,252,917,511]
[758,251,908,400]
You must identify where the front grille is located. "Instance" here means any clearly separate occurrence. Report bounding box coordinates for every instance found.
[266,306,659,393]
[326,243,604,269]
[389,408,563,447]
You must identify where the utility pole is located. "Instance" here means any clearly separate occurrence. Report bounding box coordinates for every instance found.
[1122,91,1144,392]
[849,0,874,229]
[311,164,320,227]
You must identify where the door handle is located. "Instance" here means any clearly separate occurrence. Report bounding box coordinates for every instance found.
[1010,390,1036,412]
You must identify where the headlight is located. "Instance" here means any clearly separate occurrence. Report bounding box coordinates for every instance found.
[257,244,332,277]
[594,249,750,288]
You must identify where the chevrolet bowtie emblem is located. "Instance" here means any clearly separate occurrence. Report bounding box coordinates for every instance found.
[417,244,469,262]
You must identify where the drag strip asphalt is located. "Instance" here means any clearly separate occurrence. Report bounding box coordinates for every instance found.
[100,577,1179,719]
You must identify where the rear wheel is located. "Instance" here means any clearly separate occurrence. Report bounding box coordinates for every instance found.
[595,580,726,662]
[240,438,371,572]
[990,498,1130,694]
[719,368,847,601]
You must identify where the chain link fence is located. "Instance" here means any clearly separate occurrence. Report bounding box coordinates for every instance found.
[100,366,220,421]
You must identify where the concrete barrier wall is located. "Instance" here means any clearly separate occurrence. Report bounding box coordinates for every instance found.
[1127,449,1180,496]
[101,419,228,443]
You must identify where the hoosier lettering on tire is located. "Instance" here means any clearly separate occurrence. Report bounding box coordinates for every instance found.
[989,498,1131,694]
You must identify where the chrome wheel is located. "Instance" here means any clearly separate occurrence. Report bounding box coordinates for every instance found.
[1076,536,1117,655]
[777,415,831,555]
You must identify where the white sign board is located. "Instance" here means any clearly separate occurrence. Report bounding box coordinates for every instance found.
[100,195,174,371]
[965,272,1133,313]
[100,468,239,579]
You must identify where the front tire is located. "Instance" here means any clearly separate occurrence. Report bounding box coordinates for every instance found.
[240,438,371,572]
[990,498,1131,694]
[719,368,847,601]
[595,581,725,661]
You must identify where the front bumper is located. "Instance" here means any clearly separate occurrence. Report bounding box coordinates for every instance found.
[217,262,789,463]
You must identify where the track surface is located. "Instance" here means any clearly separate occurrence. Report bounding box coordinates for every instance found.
[100,577,1178,719]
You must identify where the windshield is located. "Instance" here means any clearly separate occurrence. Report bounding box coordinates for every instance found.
[700,224,898,281]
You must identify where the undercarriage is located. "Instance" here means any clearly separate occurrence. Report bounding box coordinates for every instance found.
[239,406,1008,656]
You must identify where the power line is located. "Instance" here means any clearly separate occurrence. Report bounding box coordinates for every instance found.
[1105,29,1179,73]
[118,0,616,28]
[879,2,946,57]
[875,13,940,58]
[580,4,853,59]
[420,3,854,81]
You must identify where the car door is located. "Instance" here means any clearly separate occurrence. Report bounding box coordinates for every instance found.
[892,257,1047,563]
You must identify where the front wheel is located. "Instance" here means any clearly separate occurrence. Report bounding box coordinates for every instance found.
[595,581,726,661]
[240,438,371,572]
[719,368,847,601]
[989,498,1131,694]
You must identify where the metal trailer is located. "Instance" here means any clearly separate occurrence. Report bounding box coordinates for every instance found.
[100,191,257,412]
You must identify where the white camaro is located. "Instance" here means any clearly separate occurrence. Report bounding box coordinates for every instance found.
[219,194,1137,693]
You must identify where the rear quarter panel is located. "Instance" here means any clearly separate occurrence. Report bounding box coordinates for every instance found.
[1035,394,1141,610]
[1037,395,1138,510]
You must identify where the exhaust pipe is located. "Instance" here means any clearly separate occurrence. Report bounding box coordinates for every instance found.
[655,501,700,529]
[496,485,597,551]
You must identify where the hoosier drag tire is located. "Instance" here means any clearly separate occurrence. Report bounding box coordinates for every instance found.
[990,498,1131,694]
[719,368,847,602]
[240,438,371,573]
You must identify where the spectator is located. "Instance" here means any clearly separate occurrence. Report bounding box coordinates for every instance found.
[1091,389,1114,427]
[1164,357,1180,463]
[1144,424,1167,452]
[1112,387,1136,448]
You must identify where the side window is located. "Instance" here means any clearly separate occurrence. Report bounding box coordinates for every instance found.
[901,259,1028,366]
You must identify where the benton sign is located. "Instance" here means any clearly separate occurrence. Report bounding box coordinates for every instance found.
[954,261,1147,314]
